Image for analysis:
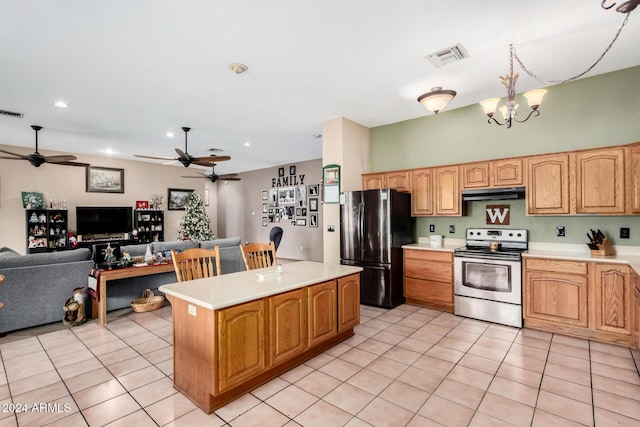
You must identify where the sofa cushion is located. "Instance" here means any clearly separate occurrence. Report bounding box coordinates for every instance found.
[0,247,20,260]
[219,246,247,274]
[0,248,91,269]
[151,240,199,254]
[200,237,241,249]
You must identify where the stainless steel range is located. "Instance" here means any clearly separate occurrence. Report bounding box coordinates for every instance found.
[454,228,528,328]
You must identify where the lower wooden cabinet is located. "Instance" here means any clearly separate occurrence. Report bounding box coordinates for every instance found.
[634,273,640,349]
[524,257,634,347]
[403,249,453,311]
[338,274,360,332]
[217,299,266,392]
[307,281,338,347]
[268,289,306,366]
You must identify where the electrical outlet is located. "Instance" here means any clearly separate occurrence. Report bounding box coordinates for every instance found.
[556,226,565,237]
[449,225,455,234]
[429,224,435,233]
[620,227,630,238]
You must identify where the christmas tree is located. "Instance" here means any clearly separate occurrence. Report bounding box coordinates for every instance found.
[177,192,214,240]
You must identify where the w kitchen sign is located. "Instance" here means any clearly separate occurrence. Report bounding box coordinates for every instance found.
[486,205,510,225]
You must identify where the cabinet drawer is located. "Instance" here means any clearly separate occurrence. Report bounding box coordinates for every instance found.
[405,278,453,304]
[404,258,452,282]
[404,249,452,263]
[524,258,588,275]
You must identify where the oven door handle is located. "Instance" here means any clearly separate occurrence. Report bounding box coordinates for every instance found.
[454,253,520,262]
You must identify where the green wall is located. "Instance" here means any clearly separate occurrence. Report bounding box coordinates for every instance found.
[370,66,640,245]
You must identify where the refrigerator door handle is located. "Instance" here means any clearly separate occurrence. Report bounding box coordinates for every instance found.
[358,201,365,259]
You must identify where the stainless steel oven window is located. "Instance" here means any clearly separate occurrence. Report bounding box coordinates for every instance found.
[461,260,511,293]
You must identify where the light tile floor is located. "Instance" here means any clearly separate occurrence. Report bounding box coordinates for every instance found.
[1,304,640,426]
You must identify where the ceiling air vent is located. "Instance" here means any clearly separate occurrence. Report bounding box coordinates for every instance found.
[0,109,24,118]
[426,43,470,68]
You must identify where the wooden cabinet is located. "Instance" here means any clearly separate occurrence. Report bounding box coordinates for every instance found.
[575,148,625,214]
[462,162,490,189]
[524,257,635,347]
[492,158,523,187]
[337,274,360,332]
[307,280,337,347]
[410,168,434,216]
[634,273,640,349]
[594,263,632,336]
[524,258,589,328]
[362,173,386,191]
[217,299,266,392]
[134,209,164,243]
[362,171,410,192]
[268,289,306,366]
[628,144,640,214]
[526,154,571,215]
[26,209,69,253]
[403,249,453,311]
[435,165,461,216]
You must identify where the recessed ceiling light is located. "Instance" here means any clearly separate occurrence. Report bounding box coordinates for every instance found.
[243,141,251,147]
[103,148,116,155]
[166,132,175,138]
[230,63,248,74]
[53,101,69,108]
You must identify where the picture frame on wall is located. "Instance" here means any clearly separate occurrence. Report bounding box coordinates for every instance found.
[278,167,285,177]
[296,218,306,226]
[322,164,340,204]
[308,184,319,196]
[262,203,268,213]
[278,186,295,205]
[289,165,296,175]
[309,198,318,212]
[268,188,278,207]
[167,188,194,210]
[310,213,318,227]
[262,217,268,227]
[296,185,306,207]
[262,190,268,200]
[86,166,124,193]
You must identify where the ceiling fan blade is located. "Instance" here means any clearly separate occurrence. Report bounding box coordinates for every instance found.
[181,175,203,179]
[50,161,90,167]
[175,148,189,159]
[0,155,26,160]
[134,154,178,161]
[181,171,207,178]
[219,176,241,181]
[0,148,28,159]
[192,155,231,165]
[44,155,78,163]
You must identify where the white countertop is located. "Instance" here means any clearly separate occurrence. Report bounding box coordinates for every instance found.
[524,248,640,274]
[402,242,459,252]
[159,261,363,310]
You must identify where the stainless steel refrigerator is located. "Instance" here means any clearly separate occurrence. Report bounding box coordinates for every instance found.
[340,189,414,308]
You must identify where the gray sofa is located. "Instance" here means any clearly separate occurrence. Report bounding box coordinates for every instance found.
[0,237,246,335]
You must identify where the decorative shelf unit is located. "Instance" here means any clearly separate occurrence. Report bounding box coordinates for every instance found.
[134,209,164,243]
[26,209,69,253]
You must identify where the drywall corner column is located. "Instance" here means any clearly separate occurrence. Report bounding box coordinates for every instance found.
[322,117,370,264]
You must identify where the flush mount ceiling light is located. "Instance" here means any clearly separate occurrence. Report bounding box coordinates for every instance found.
[53,101,69,108]
[480,1,634,128]
[165,132,175,138]
[417,87,457,115]
[229,63,248,74]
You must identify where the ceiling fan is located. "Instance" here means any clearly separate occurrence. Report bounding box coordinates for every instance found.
[135,127,231,167]
[0,125,89,167]
[182,163,241,183]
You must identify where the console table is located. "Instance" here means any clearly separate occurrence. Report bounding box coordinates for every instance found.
[92,263,175,325]
[159,261,362,413]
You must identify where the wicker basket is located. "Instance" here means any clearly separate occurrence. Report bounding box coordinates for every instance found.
[131,289,165,312]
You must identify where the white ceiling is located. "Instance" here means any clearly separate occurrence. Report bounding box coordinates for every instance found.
[1,1,639,175]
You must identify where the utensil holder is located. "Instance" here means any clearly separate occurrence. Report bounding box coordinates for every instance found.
[589,237,615,257]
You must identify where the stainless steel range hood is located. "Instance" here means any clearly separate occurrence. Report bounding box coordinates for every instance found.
[461,186,525,201]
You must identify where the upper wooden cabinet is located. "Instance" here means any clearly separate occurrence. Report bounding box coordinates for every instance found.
[462,159,523,189]
[629,144,640,214]
[575,147,625,214]
[410,168,434,216]
[526,154,571,215]
[362,173,385,191]
[362,171,410,192]
[435,165,461,216]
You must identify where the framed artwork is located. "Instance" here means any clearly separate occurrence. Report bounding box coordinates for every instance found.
[310,213,318,227]
[262,190,268,200]
[262,203,268,213]
[285,206,295,219]
[291,220,296,226]
[295,207,307,216]
[309,198,318,212]
[296,185,306,206]
[296,218,306,226]
[136,200,149,209]
[168,188,194,210]
[21,191,44,208]
[86,166,124,193]
[289,165,296,175]
[262,217,268,227]
[322,164,340,203]
[268,188,278,207]
[278,167,285,177]
[278,186,295,205]
[308,184,319,196]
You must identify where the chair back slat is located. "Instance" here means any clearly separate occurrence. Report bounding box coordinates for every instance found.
[240,241,277,270]
[171,247,221,282]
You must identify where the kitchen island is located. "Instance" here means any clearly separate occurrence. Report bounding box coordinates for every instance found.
[159,261,362,413]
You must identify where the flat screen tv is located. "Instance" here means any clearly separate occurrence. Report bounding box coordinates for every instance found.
[76,206,133,236]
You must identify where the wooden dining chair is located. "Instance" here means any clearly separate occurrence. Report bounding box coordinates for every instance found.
[240,241,277,270]
[171,247,221,282]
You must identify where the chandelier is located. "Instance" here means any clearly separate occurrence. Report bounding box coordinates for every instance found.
[480,1,634,128]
